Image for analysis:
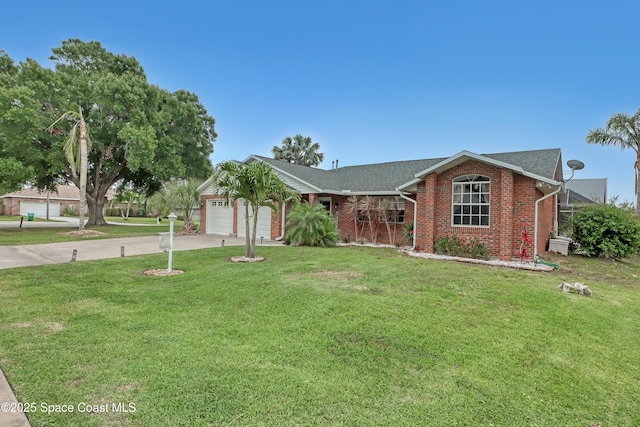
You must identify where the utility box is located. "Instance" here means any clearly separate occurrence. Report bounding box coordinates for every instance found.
[159,232,171,252]
[548,238,570,256]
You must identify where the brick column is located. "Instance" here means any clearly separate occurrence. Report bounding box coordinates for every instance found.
[499,169,514,260]
[416,174,437,253]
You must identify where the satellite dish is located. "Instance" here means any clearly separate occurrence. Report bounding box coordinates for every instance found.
[567,160,585,171]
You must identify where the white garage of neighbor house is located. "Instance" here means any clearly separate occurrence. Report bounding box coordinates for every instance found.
[19,201,61,217]
[197,180,277,240]
[1,184,118,218]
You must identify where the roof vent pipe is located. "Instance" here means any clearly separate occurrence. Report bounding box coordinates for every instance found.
[332,161,335,170]
[336,159,339,169]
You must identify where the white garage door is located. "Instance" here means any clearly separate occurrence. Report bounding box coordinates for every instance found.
[20,201,60,217]
[236,200,272,240]
[206,199,234,235]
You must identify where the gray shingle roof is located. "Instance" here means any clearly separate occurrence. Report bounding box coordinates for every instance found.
[252,148,561,193]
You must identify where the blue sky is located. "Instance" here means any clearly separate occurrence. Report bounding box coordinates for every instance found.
[2,1,639,202]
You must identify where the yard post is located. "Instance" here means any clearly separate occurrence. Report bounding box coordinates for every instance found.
[168,212,177,272]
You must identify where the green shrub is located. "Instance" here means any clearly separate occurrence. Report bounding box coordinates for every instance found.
[433,235,491,260]
[570,203,640,259]
[285,202,340,247]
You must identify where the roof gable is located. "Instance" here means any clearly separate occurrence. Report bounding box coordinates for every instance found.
[398,148,563,191]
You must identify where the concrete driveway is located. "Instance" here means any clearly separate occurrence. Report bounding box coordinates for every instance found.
[0,233,279,270]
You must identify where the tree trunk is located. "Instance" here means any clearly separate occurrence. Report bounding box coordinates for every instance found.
[250,209,259,259]
[244,201,251,258]
[636,155,640,217]
[86,194,108,225]
[78,116,88,231]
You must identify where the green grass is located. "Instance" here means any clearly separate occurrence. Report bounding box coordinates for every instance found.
[1,247,639,426]
[0,215,56,222]
[0,224,184,246]
[104,216,171,225]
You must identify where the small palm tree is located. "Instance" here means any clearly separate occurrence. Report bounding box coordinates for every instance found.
[285,202,340,247]
[272,134,324,167]
[114,188,138,219]
[148,179,202,232]
[47,106,90,230]
[215,161,299,258]
[360,196,379,244]
[586,108,640,216]
[344,194,362,242]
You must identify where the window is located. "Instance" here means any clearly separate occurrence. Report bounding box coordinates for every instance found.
[318,197,332,214]
[356,197,405,223]
[452,175,490,226]
[380,197,405,223]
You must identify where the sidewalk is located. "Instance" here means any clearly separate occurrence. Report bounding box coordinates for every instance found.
[0,368,30,426]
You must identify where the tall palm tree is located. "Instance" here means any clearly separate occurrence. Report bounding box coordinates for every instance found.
[215,160,299,258]
[586,108,640,216]
[47,106,90,230]
[272,134,324,167]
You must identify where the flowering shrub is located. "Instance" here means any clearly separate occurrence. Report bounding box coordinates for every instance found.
[433,235,491,260]
[519,223,532,262]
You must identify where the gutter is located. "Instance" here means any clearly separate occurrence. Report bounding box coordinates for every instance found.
[533,185,563,259]
[397,190,417,250]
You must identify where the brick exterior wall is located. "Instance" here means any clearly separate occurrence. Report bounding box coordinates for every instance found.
[412,160,557,261]
[293,194,415,246]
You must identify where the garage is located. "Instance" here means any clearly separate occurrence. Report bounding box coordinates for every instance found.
[20,201,60,217]
[236,200,272,240]
[206,199,234,235]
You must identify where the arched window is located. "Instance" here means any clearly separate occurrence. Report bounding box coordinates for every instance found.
[452,175,490,226]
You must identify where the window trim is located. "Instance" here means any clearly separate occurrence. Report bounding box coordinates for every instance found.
[318,197,333,214]
[451,174,490,227]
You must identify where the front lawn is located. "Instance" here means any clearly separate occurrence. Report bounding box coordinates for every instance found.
[0,215,54,222]
[1,247,639,426]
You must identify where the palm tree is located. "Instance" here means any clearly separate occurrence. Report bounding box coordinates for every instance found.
[47,106,90,230]
[215,161,299,258]
[586,108,640,216]
[285,202,340,247]
[114,188,139,219]
[344,194,362,242]
[148,179,202,232]
[272,134,324,167]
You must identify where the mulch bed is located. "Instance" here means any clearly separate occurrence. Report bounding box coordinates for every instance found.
[229,256,265,263]
[143,269,185,276]
[60,230,108,237]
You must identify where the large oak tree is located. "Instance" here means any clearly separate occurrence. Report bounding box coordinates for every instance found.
[0,39,216,224]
